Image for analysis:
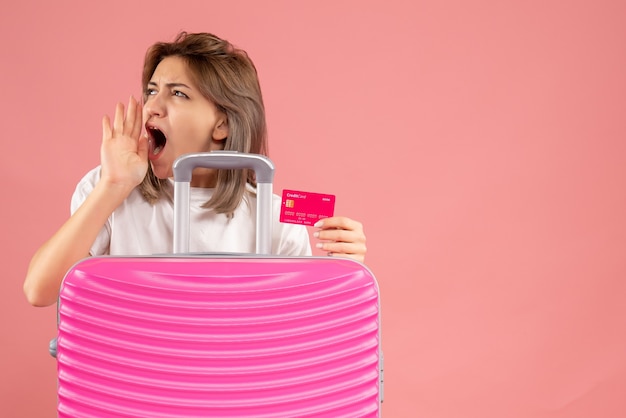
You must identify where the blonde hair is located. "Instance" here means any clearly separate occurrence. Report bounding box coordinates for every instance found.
[140,32,268,215]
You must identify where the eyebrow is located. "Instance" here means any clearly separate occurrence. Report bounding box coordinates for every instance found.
[147,81,192,89]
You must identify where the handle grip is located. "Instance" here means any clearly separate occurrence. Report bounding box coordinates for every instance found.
[172,151,275,255]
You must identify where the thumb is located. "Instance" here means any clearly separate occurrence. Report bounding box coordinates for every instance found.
[137,134,149,161]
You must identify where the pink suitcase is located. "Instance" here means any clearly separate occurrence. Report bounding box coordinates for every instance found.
[52,152,383,417]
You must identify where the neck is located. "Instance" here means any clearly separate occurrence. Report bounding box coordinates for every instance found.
[189,168,218,188]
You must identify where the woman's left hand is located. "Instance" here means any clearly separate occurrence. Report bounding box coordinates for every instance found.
[313,216,367,263]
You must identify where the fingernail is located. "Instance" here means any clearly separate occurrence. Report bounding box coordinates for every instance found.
[314,220,323,228]
[315,243,323,249]
[313,232,319,238]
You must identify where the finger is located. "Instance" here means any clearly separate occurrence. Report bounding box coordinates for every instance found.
[113,102,125,135]
[123,96,136,137]
[315,216,362,232]
[137,133,149,162]
[317,243,366,264]
[131,99,143,140]
[315,228,365,244]
[102,115,112,141]
[316,241,366,255]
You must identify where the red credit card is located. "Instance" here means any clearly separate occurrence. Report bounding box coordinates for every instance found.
[280,189,335,226]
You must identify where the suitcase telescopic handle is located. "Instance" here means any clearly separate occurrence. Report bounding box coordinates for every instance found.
[172,151,275,255]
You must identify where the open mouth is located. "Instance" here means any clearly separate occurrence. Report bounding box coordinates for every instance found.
[147,126,166,157]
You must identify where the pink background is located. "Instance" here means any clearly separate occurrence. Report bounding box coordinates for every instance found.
[2,0,626,416]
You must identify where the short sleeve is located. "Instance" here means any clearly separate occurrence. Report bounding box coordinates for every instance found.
[70,166,112,256]
[270,194,312,256]
[277,223,313,256]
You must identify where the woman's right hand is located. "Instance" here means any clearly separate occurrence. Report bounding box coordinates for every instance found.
[24,96,149,307]
[100,96,149,192]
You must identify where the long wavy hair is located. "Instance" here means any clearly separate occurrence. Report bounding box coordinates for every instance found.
[139,32,268,215]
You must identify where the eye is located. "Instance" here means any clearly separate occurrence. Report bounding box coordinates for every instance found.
[145,88,157,96]
[174,90,189,99]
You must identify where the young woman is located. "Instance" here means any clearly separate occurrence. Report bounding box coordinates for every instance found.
[24,32,367,307]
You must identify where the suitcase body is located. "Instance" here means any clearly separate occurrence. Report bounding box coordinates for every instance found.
[54,152,383,417]
[56,256,381,417]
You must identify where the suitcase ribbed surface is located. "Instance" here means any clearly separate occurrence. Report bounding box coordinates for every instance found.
[57,257,380,417]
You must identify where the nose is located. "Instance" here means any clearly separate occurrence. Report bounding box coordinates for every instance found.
[144,91,166,118]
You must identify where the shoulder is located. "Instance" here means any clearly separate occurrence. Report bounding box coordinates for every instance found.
[70,166,150,213]
[76,166,102,190]
[70,166,102,213]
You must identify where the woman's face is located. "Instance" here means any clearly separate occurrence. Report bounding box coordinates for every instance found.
[143,55,228,186]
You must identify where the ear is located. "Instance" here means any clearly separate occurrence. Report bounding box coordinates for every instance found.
[212,115,229,141]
